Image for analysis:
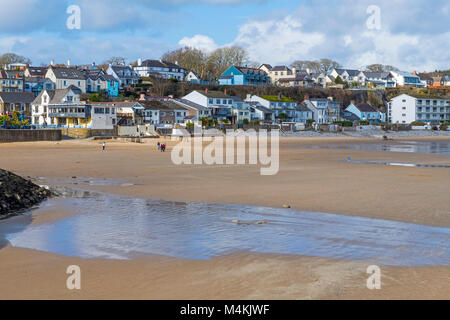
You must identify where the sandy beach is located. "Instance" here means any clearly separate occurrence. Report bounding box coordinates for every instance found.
[0,136,449,299]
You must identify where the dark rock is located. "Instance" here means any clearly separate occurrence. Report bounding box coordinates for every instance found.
[0,169,53,219]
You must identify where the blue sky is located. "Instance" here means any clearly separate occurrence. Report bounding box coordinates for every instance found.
[0,0,449,71]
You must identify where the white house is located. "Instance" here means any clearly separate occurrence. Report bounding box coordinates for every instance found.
[31,86,82,126]
[389,71,425,88]
[329,68,365,85]
[182,90,233,121]
[362,71,396,88]
[303,98,330,124]
[246,94,298,122]
[45,67,86,93]
[388,94,450,124]
[134,59,186,81]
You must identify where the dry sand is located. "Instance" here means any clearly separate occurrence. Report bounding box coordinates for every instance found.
[0,136,449,299]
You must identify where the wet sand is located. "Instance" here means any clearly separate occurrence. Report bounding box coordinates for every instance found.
[0,137,449,299]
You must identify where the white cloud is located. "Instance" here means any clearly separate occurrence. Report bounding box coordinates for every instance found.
[178,35,219,53]
[230,16,324,64]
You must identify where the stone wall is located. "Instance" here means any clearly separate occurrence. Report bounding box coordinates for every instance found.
[0,129,62,143]
[60,128,116,139]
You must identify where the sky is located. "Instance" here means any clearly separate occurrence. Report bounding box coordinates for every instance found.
[0,0,449,72]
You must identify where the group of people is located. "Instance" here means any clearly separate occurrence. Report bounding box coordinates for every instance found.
[157,142,166,152]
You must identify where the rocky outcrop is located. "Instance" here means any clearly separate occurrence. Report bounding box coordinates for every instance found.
[0,169,52,218]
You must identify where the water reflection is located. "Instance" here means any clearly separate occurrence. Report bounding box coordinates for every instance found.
[2,191,449,266]
[299,141,450,155]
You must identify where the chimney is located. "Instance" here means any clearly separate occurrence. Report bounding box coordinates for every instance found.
[67,59,71,67]
[224,89,227,95]
[139,93,146,101]
[292,67,296,75]
[205,88,208,93]
[50,59,54,66]
[327,96,333,101]
[413,70,417,75]
[138,58,142,67]
[350,99,356,105]
[246,94,252,100]
[306,68,310,75]
[304,94,310,101]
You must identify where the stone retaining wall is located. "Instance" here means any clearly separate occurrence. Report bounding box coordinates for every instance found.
[0,129,62,143]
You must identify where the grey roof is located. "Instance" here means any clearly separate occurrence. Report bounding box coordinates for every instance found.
[140,100,188,111]
[278,74,313,82]
[363,71,391,78]
[260,64,272,70]
[355,103,377,112]
[140,60,185,70]
[298,103,313,112]
[0,70,24,78]
[0,92,35,104]
[231,96,244,102]
[32,86,81,105]
[176,99,209,111]
[26,67,47,77]
[334,68,361,77]
[253,105,273,113]
[50,67,86,80]
[271,65,291,72]
[235,66,268,75]
[442,75,450,81]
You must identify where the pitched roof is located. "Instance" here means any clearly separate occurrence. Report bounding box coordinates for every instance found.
[363,71,391,78]
[140,100,188,111]
[355,103,377,112]
[0,70,24,78]
[298,103,313,112]
[0,92,35,104]
[260,64,272,69]
[49,67,86,80]
[334,68,361,77]
[140,59,184,70]
[26,67,47,77]
[32,86,81,105]
[278,74,313,82]
[271,65,291,72]
[175,99,209,111]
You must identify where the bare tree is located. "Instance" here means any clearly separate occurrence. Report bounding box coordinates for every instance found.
[162,47,208,79]
[207,46,250,79]
[319,58,341,74]
[105,57,127,66]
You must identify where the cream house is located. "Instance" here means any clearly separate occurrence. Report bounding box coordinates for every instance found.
[45,67,87,93]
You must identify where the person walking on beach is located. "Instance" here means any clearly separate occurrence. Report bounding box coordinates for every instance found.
[102,142,106,151]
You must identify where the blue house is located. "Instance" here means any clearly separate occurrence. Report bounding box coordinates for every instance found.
[218,66,270,86]
[103,75,119,97]
[345,103,386,123]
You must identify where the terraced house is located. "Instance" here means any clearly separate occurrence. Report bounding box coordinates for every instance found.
[218,66,270,86]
